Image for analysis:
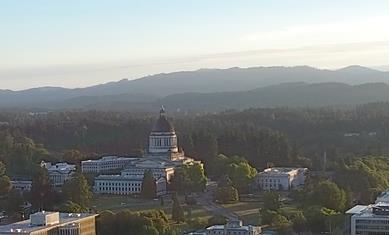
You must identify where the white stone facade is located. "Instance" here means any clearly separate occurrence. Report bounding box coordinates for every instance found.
[94,174,167,196]
[206,220,261,235]
[81,156,135,173]
[255,167,307,191]
[41,162,76,187]
[11,180,32,192]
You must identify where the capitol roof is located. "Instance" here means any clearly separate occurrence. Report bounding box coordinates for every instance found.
[151,107,175,133]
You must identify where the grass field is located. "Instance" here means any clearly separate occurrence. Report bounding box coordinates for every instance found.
[90,195,211,220]
[90,194,298,229]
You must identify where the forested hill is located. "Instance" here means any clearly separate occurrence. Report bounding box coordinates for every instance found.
[159,82,389,111]
[1,65,389,109]
[37,82,389,112]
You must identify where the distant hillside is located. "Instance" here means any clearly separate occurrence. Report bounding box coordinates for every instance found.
[1,65,389,108]
[159,82,389,111]
[28,82,389,112]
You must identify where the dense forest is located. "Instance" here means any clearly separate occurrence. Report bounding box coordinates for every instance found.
[2,103,389,234]
[1,102,389,176]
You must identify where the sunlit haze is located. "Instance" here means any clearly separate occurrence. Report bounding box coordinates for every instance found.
[1,0,389,90]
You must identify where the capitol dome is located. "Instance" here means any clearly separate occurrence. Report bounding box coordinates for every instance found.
[151,107,175,133]
[148,107,178,155]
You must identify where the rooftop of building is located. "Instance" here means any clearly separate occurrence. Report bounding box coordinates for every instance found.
[81,156,139,163]
[346,193,389,218]
[0,212,97,234]
[259,167,307,176]
[41,162,76,174]
[95,174,144,180]
[205,220,260,232]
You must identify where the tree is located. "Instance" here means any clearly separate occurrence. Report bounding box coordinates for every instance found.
[30,165,52,209]
[184,163,207,192]
[263,191,281,210]
[304,206,327,233]
[321,207,341,235]
[60,200,88,213]
[310,180,346,211]
[141,170,157,199]
[62,172,92,208]
[0,175,11,196]
[171,193,185,223]
[215,185,239,204]
[170,163,207,193]
[0,161,6,175]
[273,214,292,235]
[0,161,11,196]
[228,160,257,193]
[291,212,307,235]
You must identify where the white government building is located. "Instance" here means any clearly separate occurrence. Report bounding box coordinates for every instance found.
[347,190,389,235]
[187,220,261,235]
[255,167,308,191]
[92,107,201,196]
[81,156,135,174]
[41,162,76,187]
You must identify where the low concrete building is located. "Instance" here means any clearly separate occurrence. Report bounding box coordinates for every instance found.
[11,180,32,192]
[94,174,167,196]
[206,220,261,235]
[0,211,97,235]
[347,190,389,235]
[255,167,308,191]
[81,156,136,174]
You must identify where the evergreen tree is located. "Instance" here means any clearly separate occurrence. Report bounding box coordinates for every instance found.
[140,170,157,199]
[62,172,92,208]
[0,161,11,196]
[171,193,185,223]
[30,165,52,209]
[263,191,281,210]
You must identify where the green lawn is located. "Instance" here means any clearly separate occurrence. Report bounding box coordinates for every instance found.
[90,194,212,220]
[90,194,299,229]
[221,201,262,225]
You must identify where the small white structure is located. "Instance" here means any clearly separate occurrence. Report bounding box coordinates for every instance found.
[255,167,307,191]
[94,174,167,196]
[346,191,389,235]
[41,162,76,187]
[30,211,60,226]
[206,220,261,235]
[81,156,135,173]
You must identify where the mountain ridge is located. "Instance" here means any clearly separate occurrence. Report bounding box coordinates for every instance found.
[1,65,389,109]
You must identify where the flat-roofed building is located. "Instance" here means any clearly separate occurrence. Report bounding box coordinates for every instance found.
[81,156,136,174]
[206,220,261,235]
[0,211,97,235]
[94,174,167,196]
[347,190,389,235]
[255,167,308,191]
[11,180,32,192]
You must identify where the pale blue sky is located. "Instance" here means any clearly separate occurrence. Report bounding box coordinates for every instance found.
[1,0,389,90]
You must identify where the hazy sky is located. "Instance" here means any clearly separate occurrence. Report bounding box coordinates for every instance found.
[2,0,389,90]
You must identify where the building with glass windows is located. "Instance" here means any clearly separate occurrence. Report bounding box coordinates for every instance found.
[347,191,389,235]
[255,167,307,191]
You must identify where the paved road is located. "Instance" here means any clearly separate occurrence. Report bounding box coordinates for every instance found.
[196,181,238,220]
